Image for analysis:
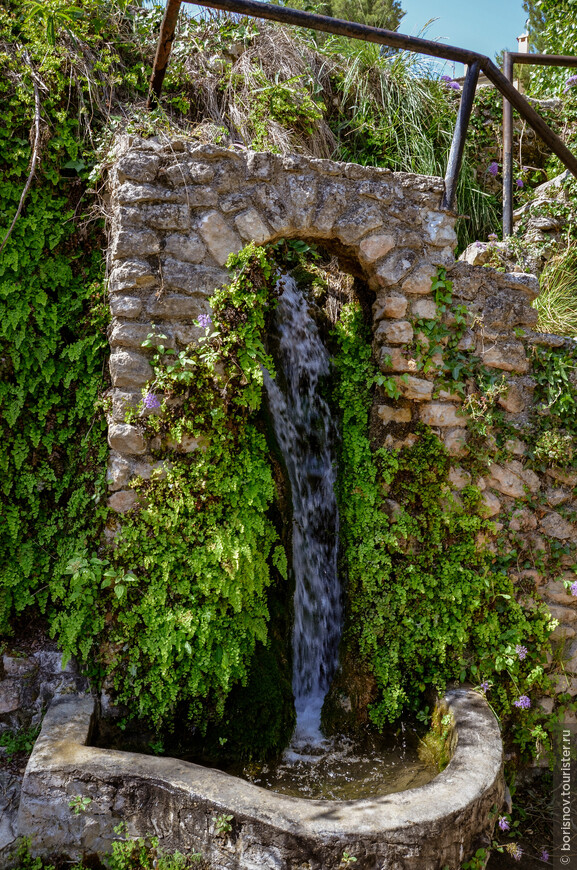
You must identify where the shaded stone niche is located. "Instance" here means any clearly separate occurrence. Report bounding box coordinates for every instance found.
[105,135,457,511]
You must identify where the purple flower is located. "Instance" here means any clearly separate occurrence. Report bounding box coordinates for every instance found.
[440,74,452,82]
[498,816,510,831]
[564,74,577,93]
[197,314,212,329]
[448,81,461,91]
[515,644,528,661]
[541,850,549,863]
[488,162,499,177]
[143,392,161,410]
[570,580,577,597]
[516,178,524,188]
[480,681,490,694]
[511,845,523,862]
[514,695,531,710]
[475,241,487,250]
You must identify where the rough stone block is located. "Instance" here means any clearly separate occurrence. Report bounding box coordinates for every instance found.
[546,488,571,507]
[109,259,156,293]
[148,295,205,319]
[116,182,187,205]
[401,264,435,295]
[333,204,383,245]
[482,341,529,374]
[109,296,143,319]
[198,211,243,266]
[163,233,206,265]
[379,346,416,373]
[448,467,471,490]
[108,490,138,513]
[2,655,37,676]
[375,250,417,288]
[313,182,349,234]
[109,350,152,388]
[544,580,577,607]
[234,209,271,243]
[485,463,526,499]
[373,294,408,320]
[412,298,437,319]
[109,324,172,350]
[376,320,413,345]
[479,492,501,518]
[161,259,227,296]
[116,153,161,184]
[425,211,457,246]
[509,508,537,532]
[107,454,133,491]
[541,512,575,541]
[394,375,433,401]
[377,405,412,424]
[110,226,161,261]
[420,403,466,428]
[0,680,20,714]
[359,233,396,263]
[498,382,525,414]
[108,424,147,455]
[443,428,468,456]
[547,468,577,487]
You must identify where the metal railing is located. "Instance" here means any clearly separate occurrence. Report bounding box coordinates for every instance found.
[148,0,577,234]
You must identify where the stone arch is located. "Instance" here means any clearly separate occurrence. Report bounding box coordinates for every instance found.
[105,137,528,510]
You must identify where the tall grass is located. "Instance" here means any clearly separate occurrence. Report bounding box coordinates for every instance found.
[535,244,577,337]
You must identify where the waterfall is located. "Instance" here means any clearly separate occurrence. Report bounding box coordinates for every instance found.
[263,275,341,743]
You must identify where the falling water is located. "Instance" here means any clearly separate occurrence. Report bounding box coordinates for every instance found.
[263,275,341,743]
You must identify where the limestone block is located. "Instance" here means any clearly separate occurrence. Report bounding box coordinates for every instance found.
[505,438,527,456]
[313,182,349,234]
[546,488,571,507]
[551,625,576,641]
[109,350,152,388]
[116,153,160,184]
[553,674,577,695]
[457,330,476,351]
[420,403,466,428]
[498,383,525,414]
[111,391,141,423]
[220,192,250,214]
[482,341,529,374]
[448,467,471,490]
[544,580,577,607]
[246,152,273,180]
[479,492,501,518]
[163,232,206,263]
[373,294,408,320]
[161,259,227,296]
[108,424,147,455]
[148,295,205,319]
[547,467,577,487]
[109,258,156,293]
[187,161,216,184]
[548,604,577,624]
[377,405,412,424]
[109,323,172,350]
[359,233,396,263]
[107,490,138,513]
[412,298,437,319]
[443,428,468,456]
[286,175,318,228]
[375,320,413,346]
[166,434,207,453]
[111,227,161,261]
[109,296,143,319]
[401,264,435,295]
[379,346,417,373]
[394,375,433,401]
[333,204,383,245]
[107,454,132,491]
[519,467,541,493]
[252,182,290,232]
[485,463,525,499]
[2,655,37,676]
[116,182,187,205]
[0,680,20,714]
[540,512,575,540]
[375,250,417,288]
[174,324,203,346]
[509,508,537,532]
[234,208,271,243]
[198,211,243,266]
[425,211,457,246]
[437,389,463,402]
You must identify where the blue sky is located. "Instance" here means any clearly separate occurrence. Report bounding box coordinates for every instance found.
[397,0,527,74]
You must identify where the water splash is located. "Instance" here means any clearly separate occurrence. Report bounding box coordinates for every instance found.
[263,275,341,744]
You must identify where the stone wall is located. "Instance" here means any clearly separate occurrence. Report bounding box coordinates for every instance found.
[105,138,577,702]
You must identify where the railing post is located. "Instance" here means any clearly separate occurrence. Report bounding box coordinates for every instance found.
[502,51,514,237]
[442,60,481,211]
[148,0,183,109]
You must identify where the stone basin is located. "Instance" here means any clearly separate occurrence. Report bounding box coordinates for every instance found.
[16,689,503,869]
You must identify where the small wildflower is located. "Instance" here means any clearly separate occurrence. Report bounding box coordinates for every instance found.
[570,580,577,597]
[488,161,499,177]
[516,178,524,188]
[564,74,577,93]
[143,392,161,410]
[515,644,528,661]
[498,816,510,832]
[440,74,452,82]
[480,681,490,694]
[514,695,531,710]
[197,314,212,329]
[448,81,461,91]
[474,241,487,250]
[541,849,549,863]
[488,232,499,241]
[509,844,523,862]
